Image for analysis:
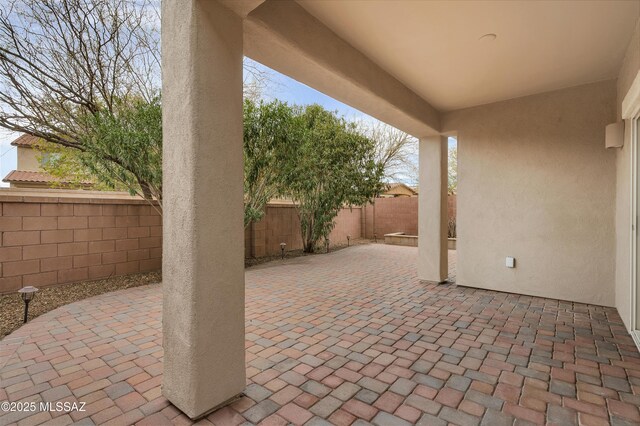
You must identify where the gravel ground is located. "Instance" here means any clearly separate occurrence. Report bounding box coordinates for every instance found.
[0,272,161,339]
[1,240,375,339]
[244,238,372,267]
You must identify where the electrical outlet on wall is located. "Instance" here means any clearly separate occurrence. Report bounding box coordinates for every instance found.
[506,257,516,268]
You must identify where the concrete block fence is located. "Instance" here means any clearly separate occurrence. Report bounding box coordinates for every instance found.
[0,190,161,294]
[244,195,456,258]
[361,195,456,240]
[0,190,453,292]
[245,203,363,258]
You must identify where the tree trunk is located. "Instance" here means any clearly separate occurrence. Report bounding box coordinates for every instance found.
[138,179,153,200]
[302,220,315,253]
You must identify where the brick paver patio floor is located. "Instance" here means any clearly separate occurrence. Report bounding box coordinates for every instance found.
[1,244,639,426]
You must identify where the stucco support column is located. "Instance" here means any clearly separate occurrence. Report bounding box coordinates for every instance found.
[418,136,448,282]
[162,0,245,419]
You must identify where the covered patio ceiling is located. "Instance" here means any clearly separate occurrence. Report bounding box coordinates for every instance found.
[235,0,639,136]
[299,0,640,111]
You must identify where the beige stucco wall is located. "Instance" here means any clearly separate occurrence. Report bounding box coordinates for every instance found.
[10,182,50,189]
[614,17,640,331]
[417,135,448,283]
[442,80,617,306]
[16,147,40,172]
[615,122,633,329]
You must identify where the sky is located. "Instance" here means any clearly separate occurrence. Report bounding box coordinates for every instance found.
[255,61,378,125]
[0,129,18,187]
[252,58,458,146]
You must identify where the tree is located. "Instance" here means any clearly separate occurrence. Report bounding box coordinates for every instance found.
[448,144,457,195]
[0,0,161,200]
[0,0,276,206]
[38,97,162,204]
[284,105,384,252]
[243,58,276,102]
[243,99,294,227]
[360,121,418,184]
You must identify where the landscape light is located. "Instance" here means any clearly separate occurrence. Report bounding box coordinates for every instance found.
[280,242,286,259]
[347,235,351,247]
[18,286,38,324]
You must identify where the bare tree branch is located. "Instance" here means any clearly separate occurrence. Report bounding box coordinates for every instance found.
[357,120,418,185]
[0,0,161,147]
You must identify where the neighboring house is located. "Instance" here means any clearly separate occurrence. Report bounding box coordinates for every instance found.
[269,182,418,203]
[2,134,91,189]
[379,182,418,198]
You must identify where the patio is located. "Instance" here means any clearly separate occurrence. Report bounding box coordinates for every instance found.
[1,244,639,425]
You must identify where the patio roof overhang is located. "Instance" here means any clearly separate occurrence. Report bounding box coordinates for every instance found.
[224,0,639,137]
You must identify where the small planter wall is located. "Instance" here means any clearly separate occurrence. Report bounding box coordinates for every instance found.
[384,232,418,247]
[384,233,457,249]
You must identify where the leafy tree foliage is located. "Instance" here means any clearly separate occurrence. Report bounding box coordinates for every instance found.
[39,98,162,206]
[243,99,294,227]
[448,144,457,195]
[283,105,384,252]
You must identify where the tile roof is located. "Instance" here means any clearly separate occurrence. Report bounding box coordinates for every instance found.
[384,182,418,195]
[2,170,92,186]
[10,134,41,147]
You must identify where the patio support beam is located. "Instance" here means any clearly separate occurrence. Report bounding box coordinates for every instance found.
[244,1,440,137]
[161,0,245,419]
[418,136,448,283]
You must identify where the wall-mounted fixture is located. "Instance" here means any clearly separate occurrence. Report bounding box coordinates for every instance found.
[605,121,625,149]
[506,257,516,268]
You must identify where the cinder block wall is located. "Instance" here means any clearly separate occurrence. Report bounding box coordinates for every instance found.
[245,203,362,257]
[244,196,457,257]
[362,195,456,239]
[0,191,161,294]
[448,195,457,222]
[330,207,362,243]
[363,197,418,238]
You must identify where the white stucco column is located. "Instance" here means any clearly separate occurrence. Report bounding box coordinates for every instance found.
[418,136,448,282]
[162,0,245,419]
